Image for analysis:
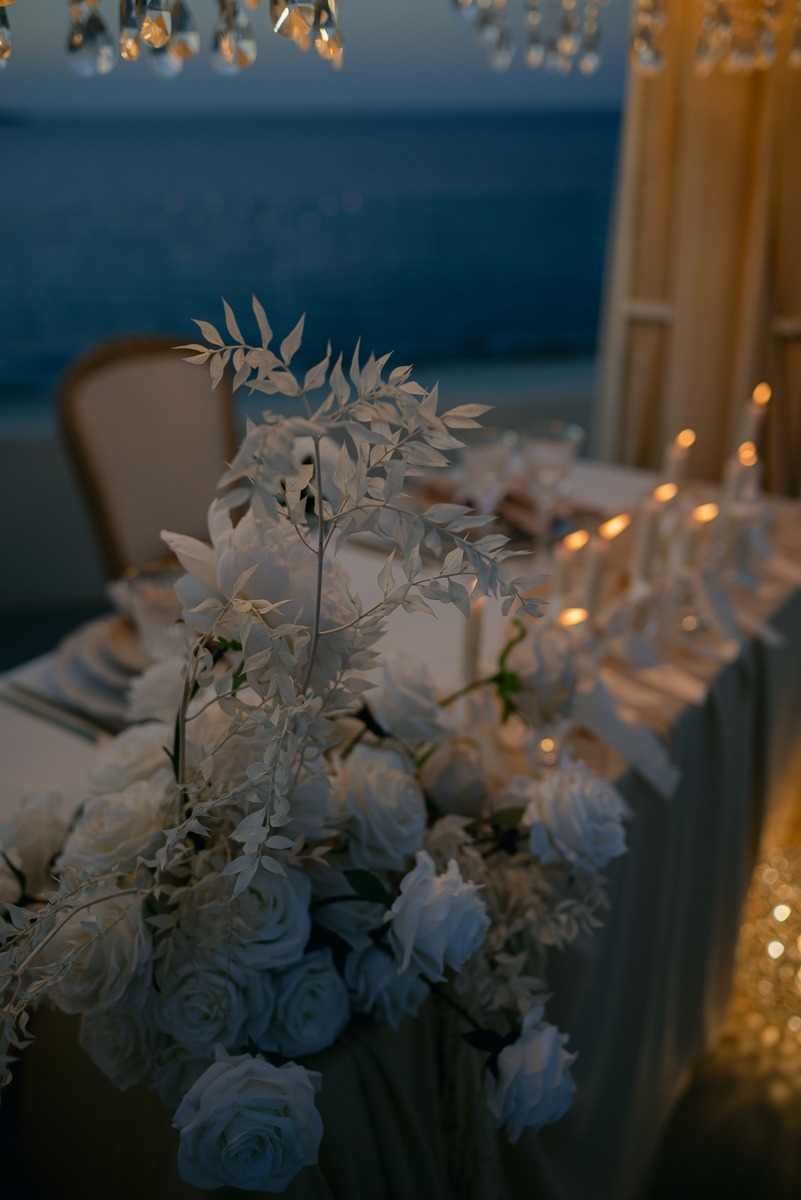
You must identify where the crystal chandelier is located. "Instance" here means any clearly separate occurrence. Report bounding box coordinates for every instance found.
[0,0,343,77]
[631,0,801,77]
[451,0,610,74]
[450,0,801,76]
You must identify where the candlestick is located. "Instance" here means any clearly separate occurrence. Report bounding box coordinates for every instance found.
[671,502,719,571]
[463,593,485,684]
[723,442,760,506]
[737,382,771,447]
[582,513,631,617]
[660,429,696,485]
[630,494,670,584]
[550,529,590,600]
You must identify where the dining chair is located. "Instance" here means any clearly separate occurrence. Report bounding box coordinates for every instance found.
[57,335,237,579]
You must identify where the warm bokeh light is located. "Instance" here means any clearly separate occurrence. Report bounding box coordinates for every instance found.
[692,502,719,524]
[738,441,758,467]
[539,737,556,754]
[752,382,772,407]
[598,513,631,540]
[676,428,696,449]
[653,482,678,503]
[558,606,589,628]
[562,529,590,552]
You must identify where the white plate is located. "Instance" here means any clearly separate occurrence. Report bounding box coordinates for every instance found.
[58,619,134,692]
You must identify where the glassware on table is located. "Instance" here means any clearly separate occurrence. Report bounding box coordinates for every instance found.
[455,428,521,515]
[118,561,186,660]
[519,420,585,555]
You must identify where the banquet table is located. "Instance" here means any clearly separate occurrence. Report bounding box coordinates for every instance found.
[2,460,801,1200]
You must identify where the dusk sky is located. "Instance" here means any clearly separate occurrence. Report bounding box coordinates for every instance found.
[3,0,630,115]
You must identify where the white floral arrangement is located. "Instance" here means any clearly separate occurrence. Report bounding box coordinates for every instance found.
[0,303,628,1194]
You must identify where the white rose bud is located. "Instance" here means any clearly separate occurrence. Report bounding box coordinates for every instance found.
[155,953,262,1055]
[484,1003,576,1143]
[505,626,577,726]
[371,653,449,749]
[89,722,173,794]
[521,758,628,876]
[174,1048,323,1193]
[345,946,428,1030]
[336,744,426,873]
[420,736,487,818]
[46,888,152,1017]
[262,949,351,1058]
[59,769,173,878]
[127,655,185,723]
[386,850,490,982]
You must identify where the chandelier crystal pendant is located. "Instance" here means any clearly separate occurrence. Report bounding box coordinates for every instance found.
[630,0,801,78]
[0,0,342,75]
[452,0,610,74]
[0,4,11,73]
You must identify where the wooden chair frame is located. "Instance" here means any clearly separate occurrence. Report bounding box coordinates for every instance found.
[57,335,237,579]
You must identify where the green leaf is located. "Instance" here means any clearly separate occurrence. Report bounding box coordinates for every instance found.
[343,869,395,909]
[491,806,525,834]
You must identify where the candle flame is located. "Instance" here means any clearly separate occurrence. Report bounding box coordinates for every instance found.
[752,382,771,407]
[653,482,678,504]
[562,529,590,552]
[676,428,696,449]
[692,502,719,525]
[738,441,758,467]
[558,606,589,628]
[598,513,631,541]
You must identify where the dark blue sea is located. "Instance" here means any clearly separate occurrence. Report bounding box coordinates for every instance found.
[1,108,621,408]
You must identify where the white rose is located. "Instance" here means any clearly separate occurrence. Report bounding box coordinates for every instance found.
[174,1049,323,1193]
[505,625,577,725]
[386,851,490,982]
[79,1009,154,1090]
[420,736,487,818]
[336,745,426,873]
[154,953,263,1055]
[59,769,173,878]
[262,949,351,1059]
[520,759,628,876]
[163,504,357,690]
[178,865,311,971]
[0,793,69,897]
[127,655,185,723]
[46,887,152,1017]
[484,1003,576,1142]
[371,654,450,749]
[89,722,173,794]
[344,946,428,1030]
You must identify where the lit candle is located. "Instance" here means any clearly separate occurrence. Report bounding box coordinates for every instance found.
[672,502,719,571]
[630,486,675,584]
[557,606,589,630]
[660,429,696,485]
[463,590,485,684]
[723,441,760,505]
[550,529,590,600]
[582,513,631,617]
[737,382,771,447]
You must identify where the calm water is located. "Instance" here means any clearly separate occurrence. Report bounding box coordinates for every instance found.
[2,108,620,407]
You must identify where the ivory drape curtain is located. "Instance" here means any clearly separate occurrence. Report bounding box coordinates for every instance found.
[594,1,801,494]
